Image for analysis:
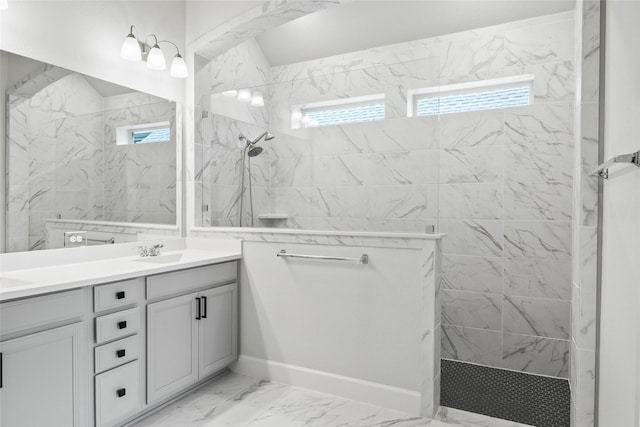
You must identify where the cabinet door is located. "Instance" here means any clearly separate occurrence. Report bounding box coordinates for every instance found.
[0,323,83,427]
[147,292,199,404]
[199,283,238,378]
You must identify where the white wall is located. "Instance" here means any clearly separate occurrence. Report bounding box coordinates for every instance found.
[598,1,640,425]
[185,0,264,44]
[0,1,185,103]
[0,50,7,253]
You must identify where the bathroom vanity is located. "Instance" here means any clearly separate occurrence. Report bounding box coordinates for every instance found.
[0,239,241,427]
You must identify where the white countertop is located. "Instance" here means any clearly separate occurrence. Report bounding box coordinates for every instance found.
[0,238,241,301]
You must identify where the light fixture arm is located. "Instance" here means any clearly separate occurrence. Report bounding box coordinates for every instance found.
[157,40,182,56]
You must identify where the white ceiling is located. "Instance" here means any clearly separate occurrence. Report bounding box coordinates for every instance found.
[255,0,575,66]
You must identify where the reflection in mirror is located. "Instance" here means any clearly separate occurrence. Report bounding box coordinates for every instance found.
[3,50,177,253]
[194,1,575,232]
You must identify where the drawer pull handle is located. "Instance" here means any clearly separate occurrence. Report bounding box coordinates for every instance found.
[117,388,126,398]
[195,297,201,320]
[117,321,127,329]
[116,349,126,358]
[116,291,125,300]
[201,296,207,319]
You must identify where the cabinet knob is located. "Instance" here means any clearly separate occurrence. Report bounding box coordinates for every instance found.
[117,321,127,329]
[117,388,126,398]
[116,291,125,300]
[116,349,126,358]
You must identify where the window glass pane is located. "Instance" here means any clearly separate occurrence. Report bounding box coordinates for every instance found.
[416,85,530,116]
[132,128,171,144]
[304,102,385,127]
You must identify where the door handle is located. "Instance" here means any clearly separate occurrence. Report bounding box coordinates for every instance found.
[195,297,201,320]
[201,296,207,319]
[0,352,3,389]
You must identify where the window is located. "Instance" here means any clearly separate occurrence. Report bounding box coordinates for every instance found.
[291,94,385,128]
[408,75,534,117]
[116,121,171,145]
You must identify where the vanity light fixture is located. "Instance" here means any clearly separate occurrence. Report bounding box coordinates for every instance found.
[237,89,252,102]
[251,91,265,107]
[120,25,188,78]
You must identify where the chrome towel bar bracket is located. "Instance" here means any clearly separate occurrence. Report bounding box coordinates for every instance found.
[277,249,369,264]
[589,149,640,179]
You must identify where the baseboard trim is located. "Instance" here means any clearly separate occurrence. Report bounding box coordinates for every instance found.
[232,355,421,415]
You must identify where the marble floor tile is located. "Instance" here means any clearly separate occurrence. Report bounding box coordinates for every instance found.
[131,371,517,427]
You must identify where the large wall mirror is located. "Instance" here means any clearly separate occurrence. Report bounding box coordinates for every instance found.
[3,50,180,253]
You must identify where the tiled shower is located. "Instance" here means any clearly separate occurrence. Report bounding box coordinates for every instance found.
[193,4,598,425]
[197,10,574,368]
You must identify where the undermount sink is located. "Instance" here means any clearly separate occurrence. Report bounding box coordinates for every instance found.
[133,253,184,264]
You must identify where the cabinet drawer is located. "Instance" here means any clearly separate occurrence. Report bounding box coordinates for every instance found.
[1,289,84,337]
[146,261,237,300]
[95,335,139,374]
[94,279,141,313]
[95,307,140,344]
[95,360,142,427]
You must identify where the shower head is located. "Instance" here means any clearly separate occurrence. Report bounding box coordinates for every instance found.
[238,130,275,147]
[248,146,264,157]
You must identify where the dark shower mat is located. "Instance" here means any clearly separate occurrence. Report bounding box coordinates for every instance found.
[440,359,570,427]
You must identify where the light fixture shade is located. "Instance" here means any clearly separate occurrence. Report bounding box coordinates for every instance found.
[222,90,238,97]
[121,34,141,61]
[147,45,166,70]
[237,89,251,102]
[170,54,188,78]
[250,91,265,107]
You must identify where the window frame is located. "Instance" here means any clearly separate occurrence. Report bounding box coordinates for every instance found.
[291,93,385,129]
[407,74,535,117]
[116,121,171,146]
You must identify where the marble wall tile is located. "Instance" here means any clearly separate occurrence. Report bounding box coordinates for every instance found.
[367,185,438,220]
[441,325,502,367]
[312,187,368,218]
[575,349,596,427]
[504,221,572,260]
[271,187,314,218]
[439,32,505,78]
[506,141,573,184]
[441,255,503,294]
[439,183,503,219]
[504,181,573,221]
[504,102,574,145]
[504,19,575,67]
[439,109,504,149]
[581,0,601,104]
[442,289,502,331]
[579,103,599,226]
[502,333,569,377]
[439,146,504,184]
[503,295,570,339]
[271,156,312,187]
[504,258,571,300]
[440,219,503,257]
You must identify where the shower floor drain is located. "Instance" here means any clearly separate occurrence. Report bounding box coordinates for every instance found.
[440,359,570,427]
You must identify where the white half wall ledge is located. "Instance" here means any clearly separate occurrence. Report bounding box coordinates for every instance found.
[232,355,423,415]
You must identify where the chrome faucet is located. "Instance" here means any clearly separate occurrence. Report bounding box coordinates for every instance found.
[138,244,164,257]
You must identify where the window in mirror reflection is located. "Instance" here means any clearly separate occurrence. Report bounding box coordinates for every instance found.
[117,121,171,145]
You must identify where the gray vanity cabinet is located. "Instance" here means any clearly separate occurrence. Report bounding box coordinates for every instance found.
[146,262,238,405]
[0,290,87,427]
